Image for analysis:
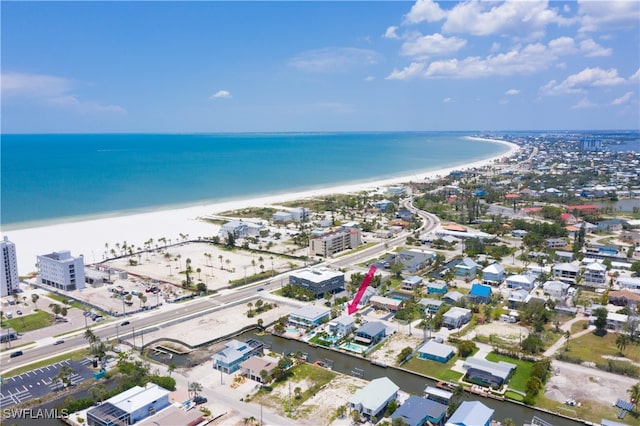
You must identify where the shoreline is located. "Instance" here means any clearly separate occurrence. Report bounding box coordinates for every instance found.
[4,138,520,274]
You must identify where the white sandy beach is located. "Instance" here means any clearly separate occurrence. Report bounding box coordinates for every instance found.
[4,138,519,275]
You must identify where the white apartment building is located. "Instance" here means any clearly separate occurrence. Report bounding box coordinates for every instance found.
[37,250,85,291]
[309,229,361,257]
[1,236,20,297]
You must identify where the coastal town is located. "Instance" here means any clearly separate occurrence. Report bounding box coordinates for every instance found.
[1,131,640,426]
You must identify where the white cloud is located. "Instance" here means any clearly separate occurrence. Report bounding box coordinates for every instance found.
[571,97,596,109]
[629,68,640,82]
[401,33,467,59]
[490,42,501,53]
[386,62,426,80]
[548,36,576,55]
[383,26,399,39]
[443,97,454,103]
[210,90,231,99]
[578,0,640,32]
[540,67,626,95]
[288,47,381,73]
[1,72,126,114]
[579,39,612,57]
[610,91,634,106]
[364,76,375,82]
[404,0,446,25]
[442,0,571,38]
[505,89,520,96]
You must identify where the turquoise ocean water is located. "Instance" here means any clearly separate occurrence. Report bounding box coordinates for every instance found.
[1,132,508,229]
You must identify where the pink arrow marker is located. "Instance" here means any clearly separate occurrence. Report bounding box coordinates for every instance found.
[347,265,377,315]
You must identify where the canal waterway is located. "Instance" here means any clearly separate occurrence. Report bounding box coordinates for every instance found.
[149,329,584,426]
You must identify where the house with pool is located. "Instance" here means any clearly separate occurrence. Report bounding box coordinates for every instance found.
[353,321,387,347]
[288,305,331,330]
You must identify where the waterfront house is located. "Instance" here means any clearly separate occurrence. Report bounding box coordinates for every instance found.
[241,355,278,383]
[87,383,170,426]
[417,340,455,363]
[424,386,453,405]
[328,315,356,337]
[349,377,399,420]
[443,291,464,305]
[418,298,444,315]
[442,307,472,329]
[289,305,331,329]
[505,273,536,290]
[427,282,448,295]
[467,284,492,304]
[596,218,624,232]
[462,356,516,387]
[354,321,387,346]
[402,275,423,291]
[552,262,580,284]
[455,258,478,277]
[481,263,505,286]
[220,220,252,239]
[445,400,494,426]
[212,339,263,374]
[391,395,447,426]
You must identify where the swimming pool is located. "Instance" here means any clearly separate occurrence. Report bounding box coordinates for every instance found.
[286,327,300,334]
[340,342,369,354]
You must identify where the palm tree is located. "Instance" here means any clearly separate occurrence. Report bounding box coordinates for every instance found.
[218,255,224,270]
[84,328,98,345]
[617,334,630,354]
[49,303,62,318]
[627,382,640,413]
[168,362,176,377]
[31,294,39,310]
[188,382,203,399]
[54,365,75,389]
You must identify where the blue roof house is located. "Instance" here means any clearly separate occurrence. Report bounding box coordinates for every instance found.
[374,199,393,211]
[445,400,494,426]
[391,395,447,426]
[417,340,455,363]
[455,258,478,277]
[463,356,517,387]
[354,321,387,346]
[467,284,492,304]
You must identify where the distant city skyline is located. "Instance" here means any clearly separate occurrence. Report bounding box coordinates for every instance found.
[1,1,639,133]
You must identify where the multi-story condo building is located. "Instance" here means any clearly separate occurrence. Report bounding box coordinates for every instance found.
[309,228,361,257]
[37,250,85,291]
[1,236,19,297]
[289,267,344,297]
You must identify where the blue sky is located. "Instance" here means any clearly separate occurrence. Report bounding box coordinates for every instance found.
[2,1,639,132]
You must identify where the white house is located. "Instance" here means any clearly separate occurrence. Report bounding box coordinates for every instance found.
[442,307,472,329]
[582,262,608,287]
[543,280,570,300]
[552,262,580,284]
[349,377,399,420]
[505,274,536,291]
[328,315,355,337]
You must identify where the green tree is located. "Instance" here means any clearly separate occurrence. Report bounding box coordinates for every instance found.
[617,334,629,354]
[31,294,40,310]
[521,333,544,354]
[188,381,203,398]
[54,365,75,389]
[593,307,608,336]
[457,340,477,358]
[294,386,302,400]
[397,347,413,364]
[167,362,176,377]
[627,382,640,413]
[259,369,270,384]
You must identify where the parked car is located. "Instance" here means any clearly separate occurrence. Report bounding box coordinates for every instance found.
[10,351,23,358]
[6,313,12,319]
[94,316,104,322]
[121,321,130,326]
[16,310,22,315]
[193,396,208,405]
[53,340,65,345]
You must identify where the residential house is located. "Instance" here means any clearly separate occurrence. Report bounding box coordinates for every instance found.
[385,250,435,274]
[543,280,571,300]
[219,220,262,238]
[596,218,624,232]
[370,295,404,312]
[427,282,448,295]
[354,321,387,346]
[556,250,574,262]
[467,284,492,304]
[482,263,505,286]
[328,315,356,337]
[552,263,580,284]
[443,291,465,305]
[396,208,413,221]
[442,307,472,329]
[589,311,630,333]
[617,277,640,291]
[289,305,331,329]
[505,274,536,291]
[423,386,453,405]
[511,229,527,238]
[417,340,455,363]
[463,356,516,387]
[374,199,394,211]
[545,238,567,249]
[455,258,478,277]
[241,355,278,383]
[508,288,530,309]
[418,298,444,315]
[349,377,399,420]
[446,401,493,426]
[391,395,447,426]
[212,339,263,374]
[608,290,640,307]
[583,262,608,287]
[86,383,170,426]
[402,276,423,291]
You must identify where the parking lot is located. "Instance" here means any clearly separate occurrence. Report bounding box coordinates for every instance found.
[0,358,94,408]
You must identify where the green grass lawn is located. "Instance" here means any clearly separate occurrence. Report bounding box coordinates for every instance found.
[47,293,85,310]
[504,390,524,401]
[570,320,590,334]
[3,310,54,332]
[485,352,533,393]
[403,355,459,381]
[566,331,640,364]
